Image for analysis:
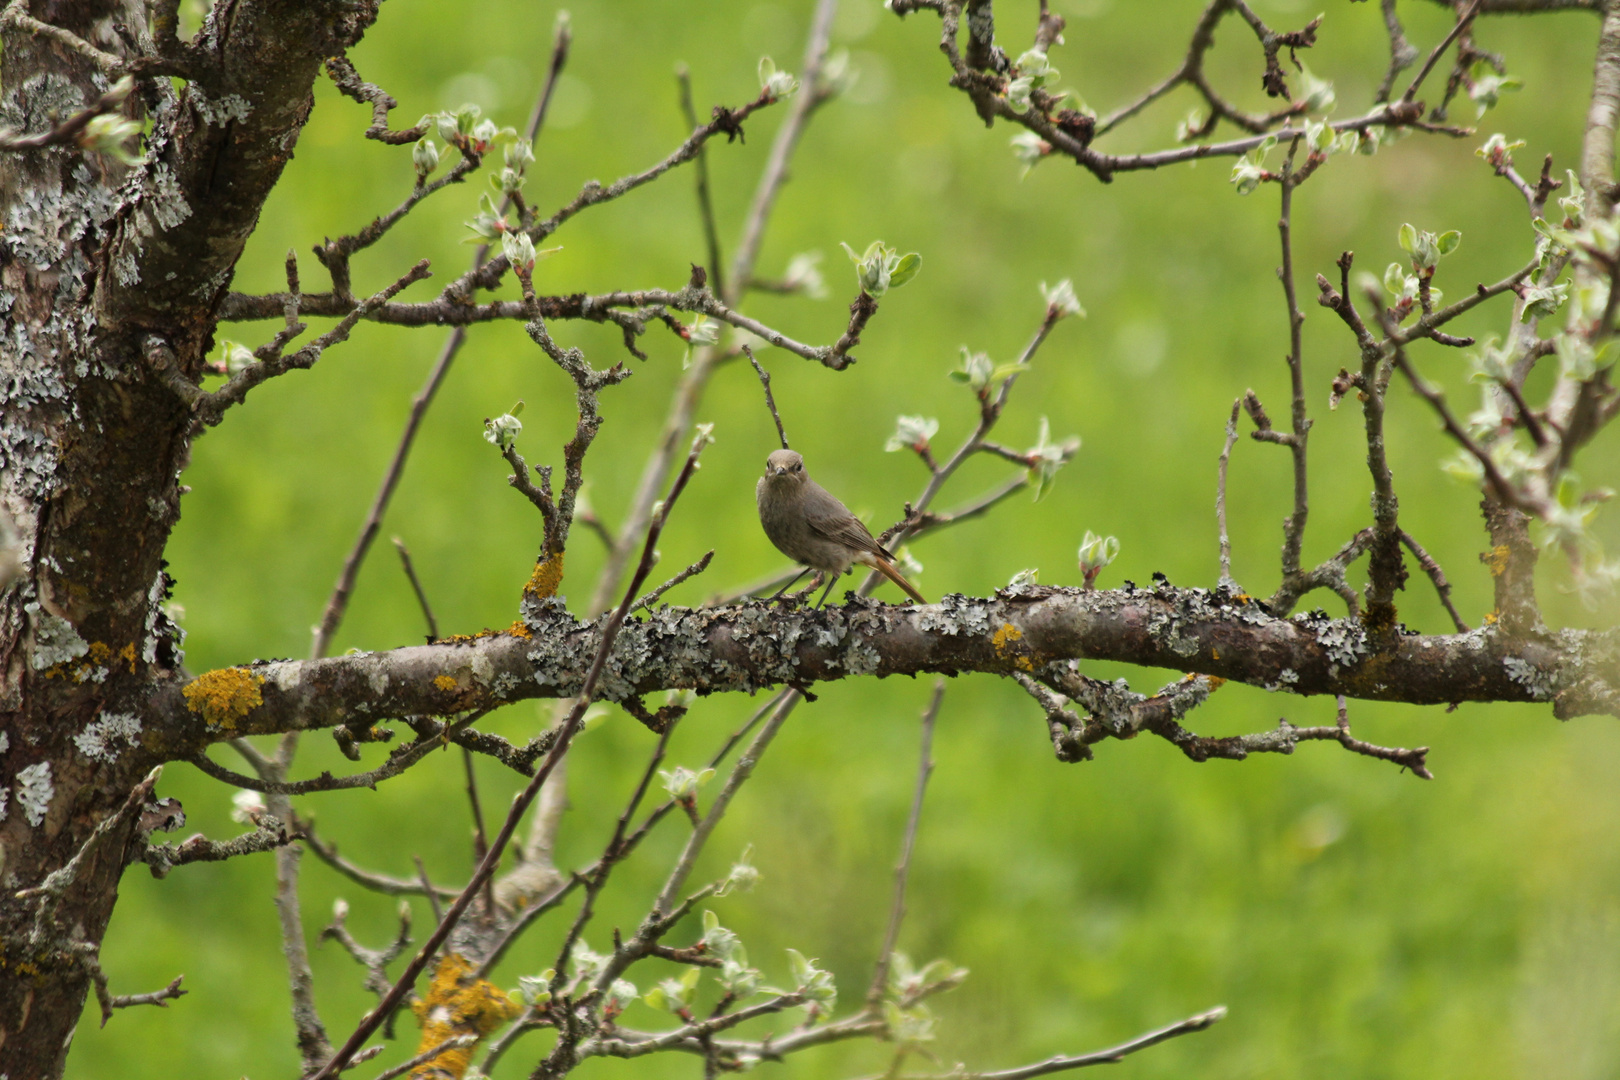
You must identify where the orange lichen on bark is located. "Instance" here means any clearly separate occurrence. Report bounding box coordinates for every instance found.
[118,642,137,671]
[1483,545,1511,577]
[991,622,1035,671]
[181,668,265,729]
[434,675,459,692]
[408,953,521,1078]
[524,551,565,602]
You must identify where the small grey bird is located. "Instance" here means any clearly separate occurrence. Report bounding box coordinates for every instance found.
[757,448,926,607]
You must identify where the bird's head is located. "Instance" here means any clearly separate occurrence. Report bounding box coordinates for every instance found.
[763,448,806,486]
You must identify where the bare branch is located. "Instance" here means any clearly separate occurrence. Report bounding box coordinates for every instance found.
[1400,0,1484,105]
[106,976,187,1017]
[391,538,439,642]
[746,346,790,450]
[301,822,460,900]
[0,75,136,153]
[369,1035,476,1080]
[678,65,727,298]
[194,261,432,429]
[1216,396,1242,588]
[631,550,716,614]
[890,1006,1227,1080]
[323,56,430,144]
[310,428,716,1080]
[309,34,571,661]
[868,680,944,1008]
[1401,530,1470,633]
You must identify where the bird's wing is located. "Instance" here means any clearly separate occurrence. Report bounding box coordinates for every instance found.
[803,488,891,559]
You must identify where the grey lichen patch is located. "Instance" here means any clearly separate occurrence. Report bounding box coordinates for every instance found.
[1315,619,1370,668]
[915,593,995,637]
[26,603,88,670]
[190,90,253,126]
[1503,657,1555,701]
[1160,673,1217,719]
[112,162,194,286]
[487,670,523,701]
[840,633,883,676]
[15,761,53,827]
[1082,675,1147,736]
[74,712,143,763]
[0,422,62,498]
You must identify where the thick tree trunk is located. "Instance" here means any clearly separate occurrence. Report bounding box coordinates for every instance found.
[0,3,377,1074]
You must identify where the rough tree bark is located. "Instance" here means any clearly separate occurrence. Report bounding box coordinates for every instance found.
[0,2,380,1074]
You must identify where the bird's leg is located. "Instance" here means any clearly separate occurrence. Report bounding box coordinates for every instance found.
[814,569,842,609]
[769,566,813,601]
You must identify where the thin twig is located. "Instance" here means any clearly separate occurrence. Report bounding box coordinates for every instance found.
[1216,396,1242,588]
[188,711,488,794]
[1400,529,1470,632]
[301,823,459,899]
[1400,0,1484,105]
[413,856,445,927]
[309,27,569,660]
[631,550,715,613]
[107,975,187,1016]
[584,0,840,619]
[369,1035,476,1080]
[311,429,714,1080]
[0,75,136,152]
[880,1006,1227,1080]
[745,346,790,449]
[392,537,438,641]
[678,65,727,299]
[867,680,944,1008]
[1267,139,1314,615]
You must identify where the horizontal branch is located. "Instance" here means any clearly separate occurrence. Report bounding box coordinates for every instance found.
[216,284,855,367]
[146,584,1620,760]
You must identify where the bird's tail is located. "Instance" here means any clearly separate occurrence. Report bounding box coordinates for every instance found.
[870,554,927,605]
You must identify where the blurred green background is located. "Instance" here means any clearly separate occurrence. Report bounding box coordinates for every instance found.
[70,1,1620,1077]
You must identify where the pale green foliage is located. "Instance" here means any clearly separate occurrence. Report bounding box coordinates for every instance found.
[1229,135,1276,195]
[658,764,715,800]
[482,401,525,450]
[841,240,922,298]
[758,56,799,100]
[885,415,939,453]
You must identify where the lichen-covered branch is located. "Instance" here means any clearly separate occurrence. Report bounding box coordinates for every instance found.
[150,585,1620,759]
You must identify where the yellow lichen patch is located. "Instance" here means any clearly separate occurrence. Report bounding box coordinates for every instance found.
[437,627,505,645]
[506,619,532,639]
[524,551,565,602]
[409,953,522,1078]
[119,642,137,671]
[87,641,111,665]
[991,622,1035,672]
[1483,609,1500,626]
[434,674,459,692]
[1483,545,1511,577]
[182,668,265,729]
[1187,673,1226,691]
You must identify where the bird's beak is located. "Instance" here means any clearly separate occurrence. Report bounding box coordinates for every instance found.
[772,466,786,476]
